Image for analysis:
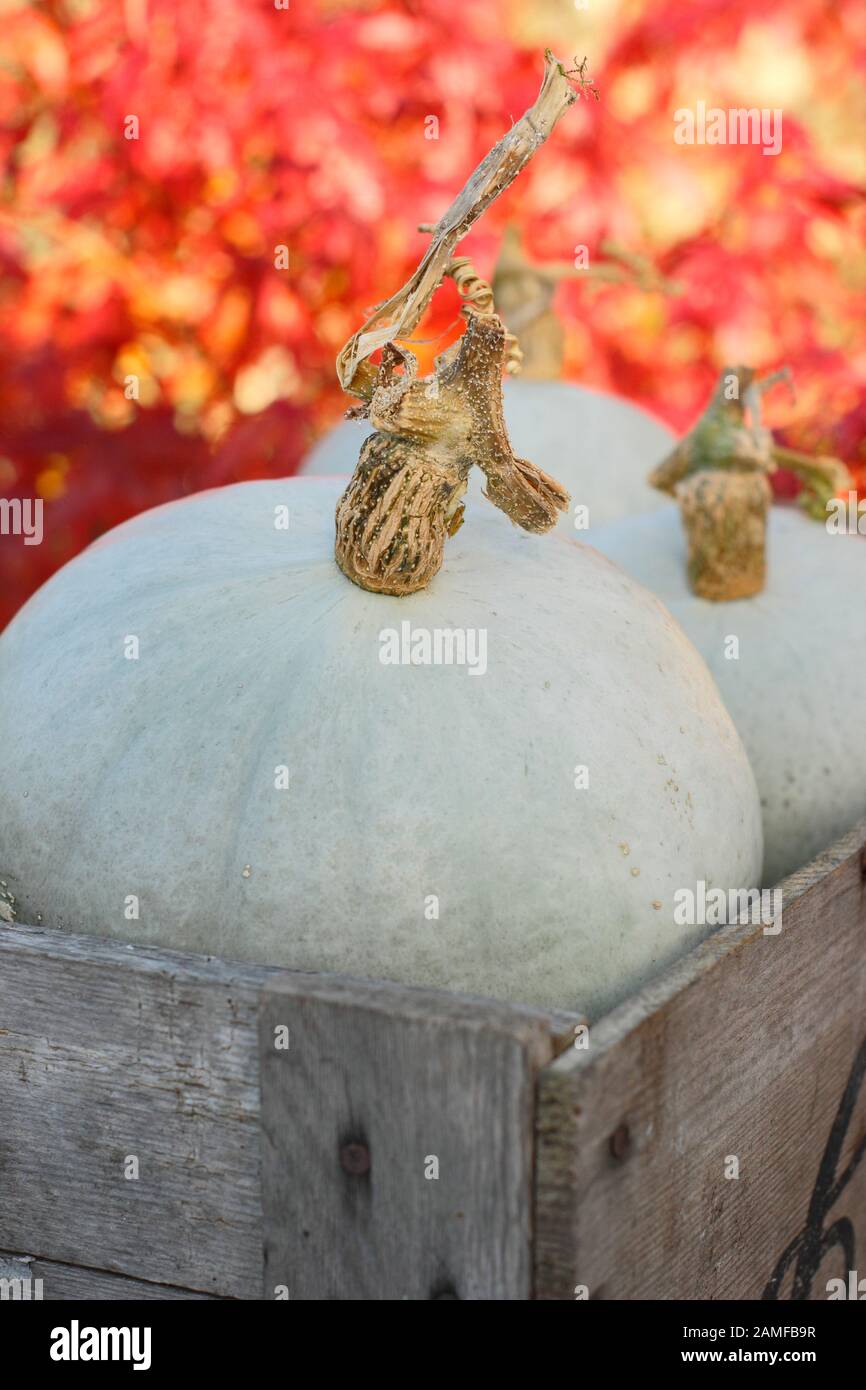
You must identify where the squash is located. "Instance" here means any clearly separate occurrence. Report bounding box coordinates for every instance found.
[0,473,763,1017]
[592,369,862,884]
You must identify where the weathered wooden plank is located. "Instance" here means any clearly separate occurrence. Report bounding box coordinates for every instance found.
[260,973,577,1300]
[0,924,282,1297]
[0,1250,221,1300]
[535,821,866,1300]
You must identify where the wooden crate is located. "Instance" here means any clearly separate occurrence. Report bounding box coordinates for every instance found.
[1,820,864,1300]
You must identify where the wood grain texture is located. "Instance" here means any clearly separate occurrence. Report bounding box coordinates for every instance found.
[0,1250,221,1300]
[260,973,578,1300]
[0,924,282,1297]
[535,820,866,1300]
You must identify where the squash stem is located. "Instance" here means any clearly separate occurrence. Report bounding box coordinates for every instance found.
[334,52,587,595]
[650,366,849,601]
[334,313,569,595]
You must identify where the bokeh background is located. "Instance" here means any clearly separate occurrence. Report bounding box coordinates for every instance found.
[2,0,865,628]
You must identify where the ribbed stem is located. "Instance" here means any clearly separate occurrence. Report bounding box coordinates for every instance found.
[334,314,569,595]
[678,471,771,601]
[650,365,848,600]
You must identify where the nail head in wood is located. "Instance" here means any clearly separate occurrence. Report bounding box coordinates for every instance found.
[609,1123,631,1162]
[340,1141,371,1177]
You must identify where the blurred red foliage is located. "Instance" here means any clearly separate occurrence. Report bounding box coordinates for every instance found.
[1,0,864,627]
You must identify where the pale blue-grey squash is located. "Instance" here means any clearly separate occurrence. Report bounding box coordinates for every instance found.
[0,477,762,1017]
[592,504,866,885]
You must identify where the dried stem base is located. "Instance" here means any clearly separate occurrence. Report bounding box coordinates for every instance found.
[334,436,467,596]
[652,365,848,599]
[677,470,771,602]
[335,313,569,596]
[507,310,564,381]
